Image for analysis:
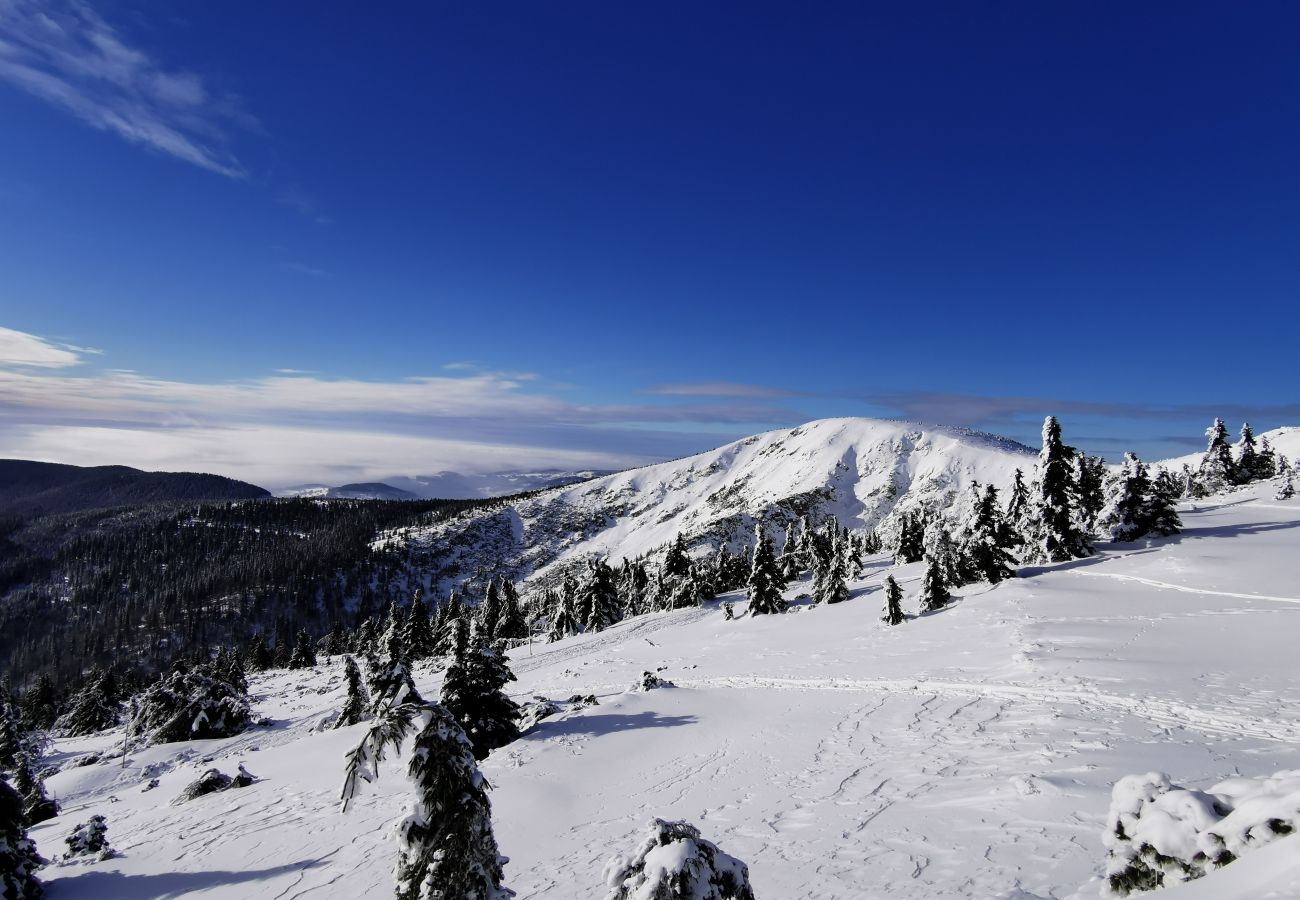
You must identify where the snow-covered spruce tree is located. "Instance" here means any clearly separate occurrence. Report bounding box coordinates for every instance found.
[479,580,504,643]
[918,557,950,613]
[333,656,371,730]
[1031,415,1091,563]
[893,511,926,564]
[0,702,24,771]
[1179,462,1203,500]
[815,538,850,605]
[215,648,248,693]
[1145,469,1184,537]
[662,534,693,586]
[21,676,58,733]
[779,521,803,581]
[580,559,623,632]
[546,590,581,643]
[0,778,44,899]
[1276,464,1296,500]
[1235,422,1259,483]
[288,629,318,669]
[13,754,58,826]
[1198,417,1237,493]
[62,815,114,862]
[963,485,1019,584]
[402,593,436,661]
[246,633,273,672]
[620,561,651,618]
[666,563,704,611]
[882,576,904,626]
[603,818,755,900]
[440,620,520,760]
[127,665,251,744]
[340,698,513,900]
[1256,436,1278,481]
[1004,467,1032,536]
[746,526,787,616]
[57,669,119,737]
[1074,454,1108,530]
[495,580,529,642]
[1098,453,1153,542]
[370,625,419,715]
[928,527,968,590]
[434,593,465,657]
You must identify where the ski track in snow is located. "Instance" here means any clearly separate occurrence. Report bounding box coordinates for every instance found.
[1064,569,1300,605]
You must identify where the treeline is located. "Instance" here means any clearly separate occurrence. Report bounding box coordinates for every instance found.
[0,497,492,691]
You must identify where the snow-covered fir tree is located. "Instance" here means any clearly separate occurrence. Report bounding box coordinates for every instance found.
[1198,417,1237,493]
[0,700,19,771]
[369,626,419,715]
[214,648,247,693]
[1031,415,1092,562]
[478,580,504,643]
[745,526,787,615]
[57,669,118,737]
[918,557,950,613]
[546,589,580,643]
[340,697,513,900]
[13,753,57,826]
[927,527,968,589]
[1235,422,1259,483]
[127,664,251,744]
[619,561,651,618]
[580,559,623,630]
[495,580,529,642]
[1256,436,1278,481]
[440,620,520,760]
[288,629,318,669]
[1277,465,1296,500]
[333,656,371,730]
[246,633,273,671]
[20,676,57,732]
[894,511,926,564]
[434,592,466,657]
[0,778,44,899]
[882,575,905,626]
[961,486,1019,582]
[1005,467,1032,535]
[1145,469,1184,537]
[402,594,436,661]
[62,815,114,861]
[815,535,850,605]
[1074,454,1108,530]
[603,818,755,900]
[1098,453,1152,542]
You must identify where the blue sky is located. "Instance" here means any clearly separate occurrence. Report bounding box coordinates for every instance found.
[1,1,1297,486]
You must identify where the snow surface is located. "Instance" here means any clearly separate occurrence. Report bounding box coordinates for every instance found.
[28,474,1300,899]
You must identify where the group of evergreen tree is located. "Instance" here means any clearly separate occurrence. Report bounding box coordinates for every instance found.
[1187,419,1282,497]
[1096,454,1182,541]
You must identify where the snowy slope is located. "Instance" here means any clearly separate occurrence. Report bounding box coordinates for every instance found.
[30,476,1300,899]
[391,417,1037,593]
[1155,425,1300,473]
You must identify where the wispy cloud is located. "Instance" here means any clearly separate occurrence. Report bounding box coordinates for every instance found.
[0,0,252,178]
[859,390,1300,428]
[646,381,800,398]
[276,185,332,225]
[0,325,94,368]
[283,261,332,278]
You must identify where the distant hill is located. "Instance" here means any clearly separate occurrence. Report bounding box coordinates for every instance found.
[276,470,608,500]
[0,459,270,517]
[279,482,419,501]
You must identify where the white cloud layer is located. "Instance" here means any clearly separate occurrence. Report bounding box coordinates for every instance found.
[0,0,251,177]
[0,326,797,487]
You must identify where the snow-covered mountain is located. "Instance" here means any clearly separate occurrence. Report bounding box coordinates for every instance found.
[31,476,1300,899]
[391,417,1037,592]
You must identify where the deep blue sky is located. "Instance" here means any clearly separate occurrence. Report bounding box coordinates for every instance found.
[1,1,1297,485]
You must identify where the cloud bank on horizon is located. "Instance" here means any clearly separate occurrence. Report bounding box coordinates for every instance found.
[2,325,1296,489]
